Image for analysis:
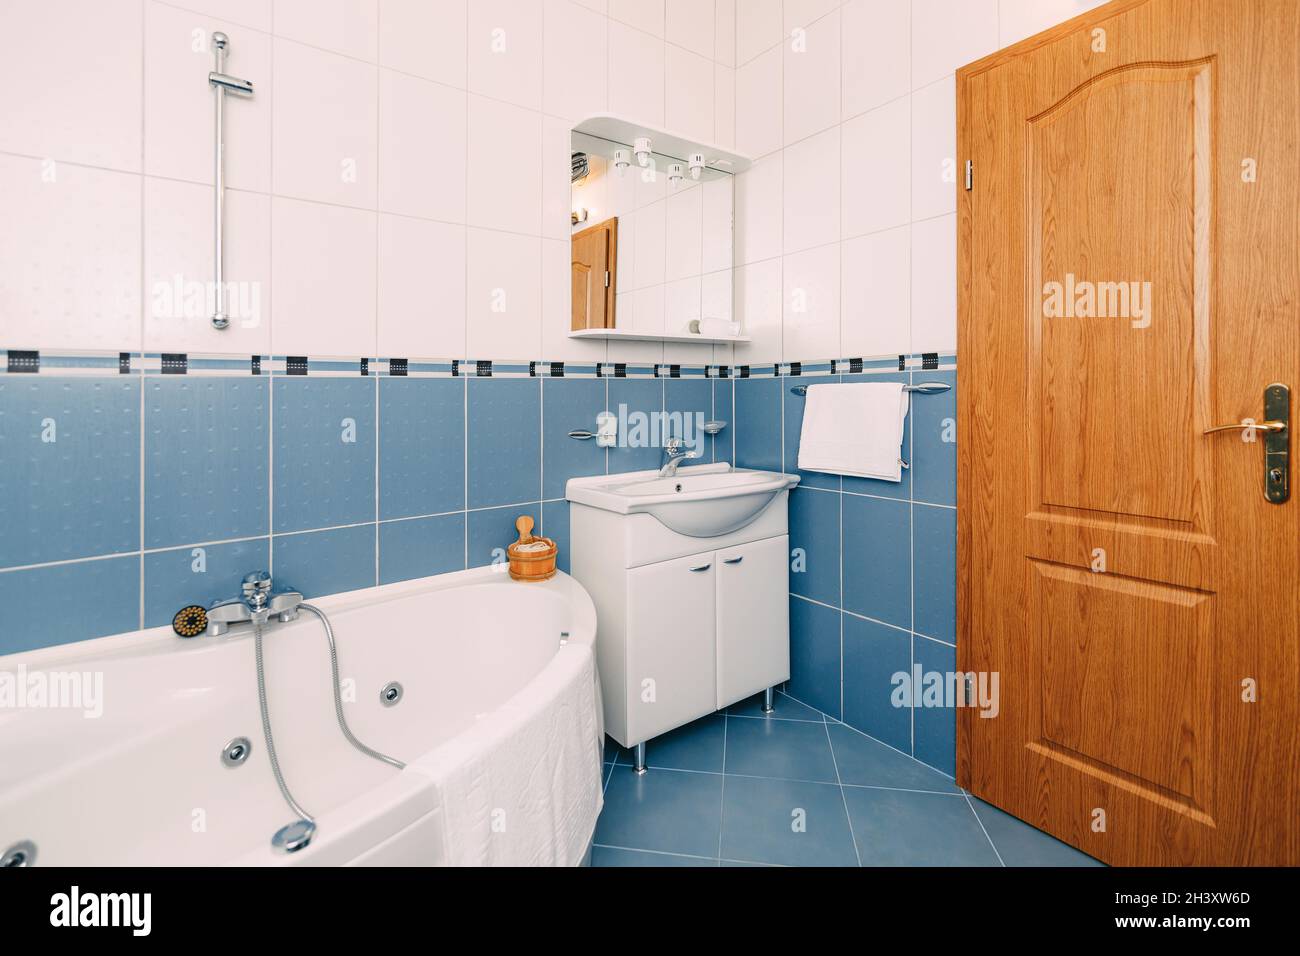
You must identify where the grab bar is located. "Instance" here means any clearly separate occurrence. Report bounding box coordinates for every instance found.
[790,381,951,397]
[208,32,254,330]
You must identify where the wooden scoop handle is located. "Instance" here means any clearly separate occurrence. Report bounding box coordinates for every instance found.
[515,514,535,543]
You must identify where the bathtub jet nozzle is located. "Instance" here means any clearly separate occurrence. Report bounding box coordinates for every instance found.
[271,819,316,853]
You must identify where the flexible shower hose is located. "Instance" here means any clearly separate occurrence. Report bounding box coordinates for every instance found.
[253,604,407,824]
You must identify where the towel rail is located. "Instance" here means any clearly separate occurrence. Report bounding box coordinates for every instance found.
[789,381,950,397]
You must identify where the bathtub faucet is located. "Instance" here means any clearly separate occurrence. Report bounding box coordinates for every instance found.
[204,571,303,637]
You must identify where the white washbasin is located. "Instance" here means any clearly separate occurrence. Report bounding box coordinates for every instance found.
[566,463,799,537]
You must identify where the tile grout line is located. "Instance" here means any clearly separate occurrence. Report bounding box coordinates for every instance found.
[822,717,863,866]
[963,790,1007,867]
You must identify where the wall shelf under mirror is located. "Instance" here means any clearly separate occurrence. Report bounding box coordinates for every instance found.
[570,116,753,348]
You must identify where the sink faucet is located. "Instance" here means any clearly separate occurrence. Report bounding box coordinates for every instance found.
[659,436,702,477]
[202,571,303,637]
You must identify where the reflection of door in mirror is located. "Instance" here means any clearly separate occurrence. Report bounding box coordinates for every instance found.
[571,217,617,330]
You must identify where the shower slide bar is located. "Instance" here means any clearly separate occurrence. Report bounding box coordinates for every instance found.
[208,32,254,331]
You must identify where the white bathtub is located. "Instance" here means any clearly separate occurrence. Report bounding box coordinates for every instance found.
[0,568,604,866]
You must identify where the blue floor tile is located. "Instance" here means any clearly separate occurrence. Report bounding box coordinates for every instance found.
[969,798,1104,867]
[724,715,839,783]
[727,690,825,721]
[842,788,1000,866]
[826,723,959,793]
[645,714,726,772]
[721,776,858,866]
[591,846,716,867]
[594,766,723,858]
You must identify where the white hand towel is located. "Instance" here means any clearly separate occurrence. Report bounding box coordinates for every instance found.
[797,382,909,482]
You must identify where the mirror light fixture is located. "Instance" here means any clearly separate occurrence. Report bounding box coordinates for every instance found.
[667,162,684,187]
[688,152,705,180]
[633,136,653,167]
[613,148,630,174]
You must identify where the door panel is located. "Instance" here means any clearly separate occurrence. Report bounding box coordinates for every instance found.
[958,0,1299,865]
[715,535,790,709]
[626,552,717,744]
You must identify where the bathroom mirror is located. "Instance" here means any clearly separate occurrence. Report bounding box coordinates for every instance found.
[570,130,735,340]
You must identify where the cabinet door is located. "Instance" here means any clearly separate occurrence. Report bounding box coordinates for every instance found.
[715,535,790,709]
[626,553,717,744]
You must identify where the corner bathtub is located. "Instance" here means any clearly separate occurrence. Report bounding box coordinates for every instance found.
[0,568,604,866]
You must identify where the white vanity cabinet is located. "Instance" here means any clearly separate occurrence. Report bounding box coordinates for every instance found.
[567,466,796,758]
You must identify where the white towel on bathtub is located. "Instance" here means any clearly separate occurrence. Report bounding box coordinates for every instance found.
[412,642,604,867]
[797,381,909,482]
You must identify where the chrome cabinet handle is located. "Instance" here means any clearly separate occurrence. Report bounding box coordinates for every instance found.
[723,556,744,564]
[688,564,711,572]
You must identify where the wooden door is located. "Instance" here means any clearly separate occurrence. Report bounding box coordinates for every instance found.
[571,217,617,330]
[958,0,1299,865]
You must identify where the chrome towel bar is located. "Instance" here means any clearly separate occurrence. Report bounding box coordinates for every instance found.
[790,381,951,396]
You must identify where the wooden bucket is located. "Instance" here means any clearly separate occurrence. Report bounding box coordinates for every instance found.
[506,515,558,581]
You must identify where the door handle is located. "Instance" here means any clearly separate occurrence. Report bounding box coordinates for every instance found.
[1202,384,1290,504]
[723,556,744,564]
[688,564,711,572]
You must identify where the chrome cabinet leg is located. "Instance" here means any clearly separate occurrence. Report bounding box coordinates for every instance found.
[762,687,775,714]
[633,742,647,775]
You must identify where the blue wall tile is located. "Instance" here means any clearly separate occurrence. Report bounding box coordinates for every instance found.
[912,637,957,777]
[467,503,539,570]
[0,556,139,654]
[782,377,841,490]
[788,595,840,720]
[607,378,663,474]
[788,487,840,606]
[378,514,465,585]
[842,614,912,754]
[841,493,911,629]
[712,379,734,465]
[663,378,711,458]
[143,537,270,627]
[734,377,781,472]
[272,524,376,598]
[839,371,911,500]
[910,369,956,506]
[272,378,376,533]
[542,378,606,499]
[378,378,464,520]
[913,504,956,643]
[0,377,140,568]
[145,378,268,549]
[542,499,571,574]
[467,378,540,508]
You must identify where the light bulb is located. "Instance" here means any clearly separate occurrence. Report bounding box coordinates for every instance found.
[634,136,653,167]
[667,163,684,187]
[688,152,705,180]
[613,148,630,176]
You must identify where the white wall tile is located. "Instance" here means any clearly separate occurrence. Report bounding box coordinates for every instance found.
[667,0,714,59]
[377,215,466,358]
[701,267,733,321]
[467,0,544,110]
[573,0,608,13]
[701,177,733,273]
[144,2,272,192]
[665,275,703,335]
[841,225,909,358]
[735,153,782,266]
[542,117,574,240]
[627,284,666,337]
[714,64,736,148]
[783,9,840,144]
[379,0,467,88]
[910,212,956,352]
[271,198,377,355]
[783,127,840,255]
[0,156,141,351]
[466,228,541,357]
[911,76,957,221]
[665,45,715,144]
[632,201,667,289]
[379,70,466,222]
[782,246,840,360]
[144,178,271,353]
[609,0,665,37]
[272,39,378,209]
[734,258,782,362]
[841,95,909,238]
[784,0,842,33]
[608,20,666,126]
[714,0,736,67]
[666,185,704,281]
[841,0,909,118]
[910,0,998,88]
[543,0,608,121]
[0,0,143,171]
[735,44,782,158]
[736,0,781,65]
[274,0,378,61]
[172,0,272,32]
[999,0,1109,47]
[467,95,541,235]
